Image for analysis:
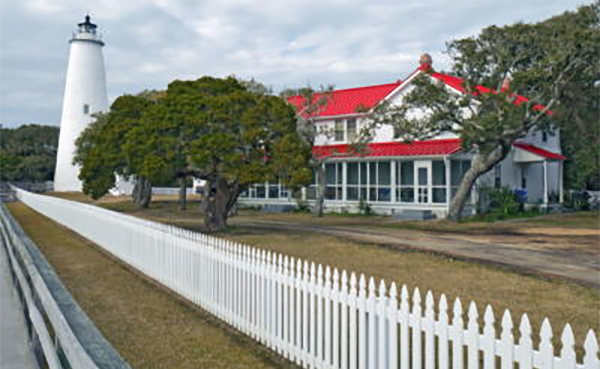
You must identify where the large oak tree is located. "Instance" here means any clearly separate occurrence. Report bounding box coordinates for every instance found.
[369,4,599,220]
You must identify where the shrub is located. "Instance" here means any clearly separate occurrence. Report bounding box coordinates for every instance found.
[490,187,521,215]
[358,199,374,216]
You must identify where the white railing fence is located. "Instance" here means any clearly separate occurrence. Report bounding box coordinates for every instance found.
[13,188,599,369]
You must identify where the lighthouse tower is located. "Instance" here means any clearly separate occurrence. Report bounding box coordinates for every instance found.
[54,15,108,192]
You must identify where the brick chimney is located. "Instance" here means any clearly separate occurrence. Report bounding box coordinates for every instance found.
[419,53,433,71]
[501,76,511,92]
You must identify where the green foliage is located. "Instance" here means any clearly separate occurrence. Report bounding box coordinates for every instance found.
[489,187,521,215]
[75,76,311,222]
[178,76,311,190]
[0,124,59,182]
[75,95,156,199]
[564,191,591,211]
[368,5,599,219]
[358,199,374,216]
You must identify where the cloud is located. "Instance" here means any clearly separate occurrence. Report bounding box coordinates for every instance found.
[0,0,590,127]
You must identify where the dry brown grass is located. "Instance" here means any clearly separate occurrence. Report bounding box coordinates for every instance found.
[7,202,292,369]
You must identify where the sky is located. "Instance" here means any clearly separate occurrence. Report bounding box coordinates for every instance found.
[0,0,589,128]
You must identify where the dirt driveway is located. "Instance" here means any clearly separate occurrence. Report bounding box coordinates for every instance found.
[230,215,600,288]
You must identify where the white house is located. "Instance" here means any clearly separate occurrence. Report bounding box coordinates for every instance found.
[239,56,565,218]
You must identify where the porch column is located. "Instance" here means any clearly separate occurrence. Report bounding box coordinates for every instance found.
[391,161,397,203]
[559,161,564,203]
[342,161,347,201]
[543,160,548,205]
[444,157,451,210]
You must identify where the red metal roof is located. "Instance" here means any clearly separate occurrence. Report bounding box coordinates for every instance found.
[287,65,549,119]
[513,142,566,160]
[287,82,401,118]
[313,138,463,159]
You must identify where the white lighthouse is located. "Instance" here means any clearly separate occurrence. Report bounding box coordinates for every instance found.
[54,15,108,192]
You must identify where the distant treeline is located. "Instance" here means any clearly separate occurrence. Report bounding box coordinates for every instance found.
[0,124,59,182]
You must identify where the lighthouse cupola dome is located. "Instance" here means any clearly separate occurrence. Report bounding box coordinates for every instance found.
[78,15,97,34]
[71,14,103,45]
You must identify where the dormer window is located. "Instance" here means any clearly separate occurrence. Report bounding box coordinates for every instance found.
[83,104,90,114]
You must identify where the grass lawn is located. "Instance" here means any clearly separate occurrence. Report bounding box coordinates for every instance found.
[7,202,292,369]
[43,193,599,355]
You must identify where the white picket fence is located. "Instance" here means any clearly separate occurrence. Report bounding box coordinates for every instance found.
[12,188,599,369]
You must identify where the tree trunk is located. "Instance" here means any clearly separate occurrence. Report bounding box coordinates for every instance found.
[312,163,325,217]
[201,176,239,231]
[132,177,152,209]
[447,146,506,221]
[178,176,187,211]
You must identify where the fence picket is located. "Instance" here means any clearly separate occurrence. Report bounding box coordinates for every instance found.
[317,264,325,365]
[11,188,597,369]
[378,279,388,369]
[539,319,554,369]
[583,330,599,369]
[333,268,341,369]
[399,285,409,369]
[438,294,449,369]
[424,291,435,369]
[388,282,398,369]
[558,324,576,369]
[517,314,533,369]
[411,289,423,369]
[325,266,333,367]
[368,277,377,369]
[500,310,514,369]
[349,273,358,369]
[467,302,479,369]
[482,306,496,369]
[452,298,464,369]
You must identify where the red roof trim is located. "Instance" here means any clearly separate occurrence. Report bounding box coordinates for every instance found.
[513,142,566,160]
[314,139,566,161]
[313,138,462,159]
[418,64,550,114]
